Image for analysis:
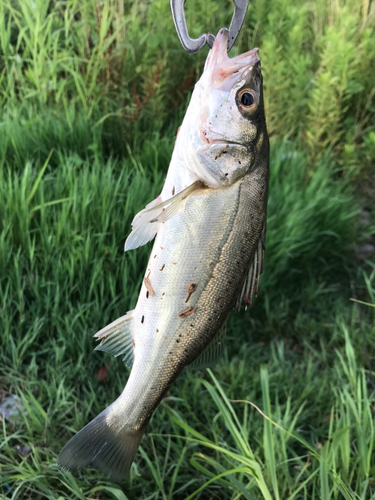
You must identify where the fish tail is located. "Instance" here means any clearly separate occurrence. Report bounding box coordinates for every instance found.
[57,402,147,482]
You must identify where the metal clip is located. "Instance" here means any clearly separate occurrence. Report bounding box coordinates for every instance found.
[170,0,249,54]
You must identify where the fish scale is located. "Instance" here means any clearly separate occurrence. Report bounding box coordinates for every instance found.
[57,28,269,482]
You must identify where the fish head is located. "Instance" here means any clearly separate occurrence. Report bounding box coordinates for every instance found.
[186,28,267,187]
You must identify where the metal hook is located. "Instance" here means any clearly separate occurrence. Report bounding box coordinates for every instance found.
[170,0,249,54]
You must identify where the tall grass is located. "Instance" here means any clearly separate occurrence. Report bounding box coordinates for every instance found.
[168,324,375,499]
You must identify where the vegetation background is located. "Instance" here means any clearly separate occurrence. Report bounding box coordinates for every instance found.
[1,0,375,498]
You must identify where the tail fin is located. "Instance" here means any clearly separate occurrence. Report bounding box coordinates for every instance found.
[57,403,147,482]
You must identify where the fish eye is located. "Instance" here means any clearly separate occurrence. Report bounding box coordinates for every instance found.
[241,92,254,107]
[238,89,258,112]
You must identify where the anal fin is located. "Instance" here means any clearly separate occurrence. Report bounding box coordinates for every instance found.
[189,321,226,369]
[94,311,134,366]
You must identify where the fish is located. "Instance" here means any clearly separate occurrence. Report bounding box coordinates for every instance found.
[57,27,269,482]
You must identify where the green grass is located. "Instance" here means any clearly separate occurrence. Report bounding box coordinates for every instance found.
[1,0,375,498]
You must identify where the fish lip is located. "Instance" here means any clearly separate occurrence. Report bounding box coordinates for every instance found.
[205,139,242,146]
[204,29,260,87]
[207,29,259,73]
[197,139,246,155]
[199,128,241,146]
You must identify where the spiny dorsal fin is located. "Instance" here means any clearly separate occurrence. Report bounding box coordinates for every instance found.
[237,223,266,310]
[188,321,227,369]
[124,181,201,252]
[94,311,135,366]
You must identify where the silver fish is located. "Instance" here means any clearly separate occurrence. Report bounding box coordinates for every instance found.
[58,28,269,481]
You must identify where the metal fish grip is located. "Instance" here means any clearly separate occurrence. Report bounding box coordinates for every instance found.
[170,0,249,54]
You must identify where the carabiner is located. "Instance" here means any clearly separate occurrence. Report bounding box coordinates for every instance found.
[170,0,249,54]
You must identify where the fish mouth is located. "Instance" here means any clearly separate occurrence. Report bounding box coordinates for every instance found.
[205,139,241,146]
[198,139,246,157]
[203,28,259,91]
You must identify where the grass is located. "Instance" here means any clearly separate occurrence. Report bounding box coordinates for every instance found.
[1,0,375,498]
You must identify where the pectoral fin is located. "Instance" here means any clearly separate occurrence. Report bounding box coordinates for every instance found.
[125,181,201,251]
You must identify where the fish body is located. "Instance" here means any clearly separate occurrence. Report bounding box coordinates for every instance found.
[58,28,269,481]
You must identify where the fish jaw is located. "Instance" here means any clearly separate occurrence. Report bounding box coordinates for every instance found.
[201,28,259,94]
[194,27,260,142]
[175,28,264,188]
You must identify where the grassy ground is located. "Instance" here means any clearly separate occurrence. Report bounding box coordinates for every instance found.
[1,0,375,499]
